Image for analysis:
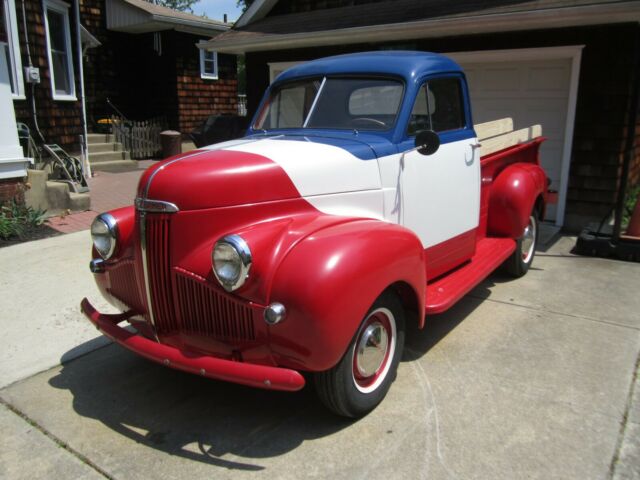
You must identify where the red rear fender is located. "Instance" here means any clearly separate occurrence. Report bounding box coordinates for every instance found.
[487,163,547,238]
[267,220,426,372]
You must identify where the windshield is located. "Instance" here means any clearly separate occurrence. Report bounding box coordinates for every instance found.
[254,77,404,132]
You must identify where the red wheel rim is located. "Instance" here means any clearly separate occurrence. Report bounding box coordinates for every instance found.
[352,307,396,394]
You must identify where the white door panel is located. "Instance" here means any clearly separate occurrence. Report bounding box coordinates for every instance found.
[401,139,480,248]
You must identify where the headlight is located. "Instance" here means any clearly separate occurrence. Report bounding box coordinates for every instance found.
[91,213,118,260]
[212,234,252,292]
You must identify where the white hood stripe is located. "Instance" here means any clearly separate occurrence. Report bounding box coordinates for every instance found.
[226,139,381,198]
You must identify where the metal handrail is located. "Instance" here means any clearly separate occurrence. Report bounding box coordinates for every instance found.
[106,97,129,122]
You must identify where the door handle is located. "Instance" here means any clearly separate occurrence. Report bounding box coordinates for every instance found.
[466,142,481,166]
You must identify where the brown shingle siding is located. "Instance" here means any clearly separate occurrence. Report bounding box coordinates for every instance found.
[172,31,238,133]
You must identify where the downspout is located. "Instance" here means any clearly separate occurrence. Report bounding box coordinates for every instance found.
[73,0,91,177]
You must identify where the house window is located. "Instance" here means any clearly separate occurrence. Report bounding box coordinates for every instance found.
[43,0,75,100]
[200,49,218,80]
[1,0,25,98]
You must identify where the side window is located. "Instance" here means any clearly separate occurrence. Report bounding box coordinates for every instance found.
[200,48,218,80]
[44,0,76,100]
[2,0,25,98]
[408,77,465,135]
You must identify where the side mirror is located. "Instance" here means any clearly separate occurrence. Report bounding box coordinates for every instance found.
[415,130,440,156]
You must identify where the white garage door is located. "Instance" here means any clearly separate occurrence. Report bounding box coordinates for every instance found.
[454,57,572,221]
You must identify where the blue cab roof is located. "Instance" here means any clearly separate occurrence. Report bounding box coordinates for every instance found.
[274,51,463,84]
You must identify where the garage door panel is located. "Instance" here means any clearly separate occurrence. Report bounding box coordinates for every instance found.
[459,56,572,223]
[478,68,523,92]
[527,65,571,92]
[470,99,516,125]
[522,102,568,138]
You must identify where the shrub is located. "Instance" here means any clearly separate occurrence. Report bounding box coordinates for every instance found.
[0,200,47,240]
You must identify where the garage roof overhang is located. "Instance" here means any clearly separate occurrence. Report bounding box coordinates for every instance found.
[199,1,640,54]
[107,0,229,37]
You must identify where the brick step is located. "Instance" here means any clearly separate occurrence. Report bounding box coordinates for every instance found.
[90,151,131,163]
[87,133,114,144]
[90,160,139,173]
[88,142,124,154]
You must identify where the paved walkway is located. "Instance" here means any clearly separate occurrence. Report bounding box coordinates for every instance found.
[46,161,155,234]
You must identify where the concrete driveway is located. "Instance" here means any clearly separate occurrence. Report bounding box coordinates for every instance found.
[1,235,639,480]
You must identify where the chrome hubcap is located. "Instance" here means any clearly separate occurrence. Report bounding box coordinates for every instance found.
[352,308,396,394]
[521,215,536,263]
[355,322,389,377]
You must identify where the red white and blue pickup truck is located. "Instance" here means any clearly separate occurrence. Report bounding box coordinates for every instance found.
[82,52,548,417]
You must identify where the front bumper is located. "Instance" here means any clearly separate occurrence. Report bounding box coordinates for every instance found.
[80,298,305,391]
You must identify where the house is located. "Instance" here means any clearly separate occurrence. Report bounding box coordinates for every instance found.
[200,0,640,231]
[0,0,239,205]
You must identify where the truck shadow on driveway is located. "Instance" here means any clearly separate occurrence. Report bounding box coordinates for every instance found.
[404,285,489,359]
[48,284,492,470]
[48,346,346,470]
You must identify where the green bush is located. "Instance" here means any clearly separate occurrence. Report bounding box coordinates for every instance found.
[0,200,47,240]
[622,184,640,230]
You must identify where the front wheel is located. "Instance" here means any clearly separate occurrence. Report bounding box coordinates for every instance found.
[314,291,405,418]
[503,213,538,277]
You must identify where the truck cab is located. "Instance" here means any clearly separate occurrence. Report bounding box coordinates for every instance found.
[82,52,547,417]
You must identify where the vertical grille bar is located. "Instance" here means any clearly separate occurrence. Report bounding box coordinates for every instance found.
[174,271,255,341]
[108,260,145,313]
[146,214,178,333]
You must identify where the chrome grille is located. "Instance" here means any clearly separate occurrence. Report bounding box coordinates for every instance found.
[174,271,256,341]
[108,260,145,313]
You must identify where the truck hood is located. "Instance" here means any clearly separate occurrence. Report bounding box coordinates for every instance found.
[139,135,388,211]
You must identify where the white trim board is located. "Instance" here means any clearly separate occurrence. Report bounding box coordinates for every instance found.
[234,0,277,29]
[2,0,25,98]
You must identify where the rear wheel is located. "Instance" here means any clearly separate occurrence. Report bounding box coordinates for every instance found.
[503,213,538,277]
[315,291,405,418]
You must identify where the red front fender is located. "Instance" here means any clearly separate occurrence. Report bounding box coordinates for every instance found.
[266,219,426,372]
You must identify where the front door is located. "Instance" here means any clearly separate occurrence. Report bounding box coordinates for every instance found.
[399,76,481,276]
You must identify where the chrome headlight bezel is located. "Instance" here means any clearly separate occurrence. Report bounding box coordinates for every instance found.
[211,234,252,292]
[91,213,118,260]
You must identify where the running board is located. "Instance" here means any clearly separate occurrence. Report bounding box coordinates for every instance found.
[425,237,516,315]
